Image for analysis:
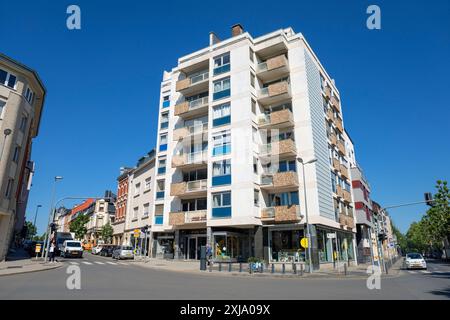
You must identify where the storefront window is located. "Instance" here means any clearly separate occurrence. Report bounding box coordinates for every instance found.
[270,229,305,262]
[213,233,249,262]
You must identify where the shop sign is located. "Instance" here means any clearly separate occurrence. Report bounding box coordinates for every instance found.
[300,237,308,248]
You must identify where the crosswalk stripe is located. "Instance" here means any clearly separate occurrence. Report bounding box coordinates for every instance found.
[408,271,417,274]
[82,261,93,265]
[106,262,118,265]
[421,270,431,274]
[69,262,79,265]
[118,262,129,266]
[94,261,105,265]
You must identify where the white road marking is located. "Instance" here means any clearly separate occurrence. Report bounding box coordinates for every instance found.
[408,271,417,274]
[69,262,79,265]
[118,262,129,266]
[94,261,105,265]
[421,270,431,274]
[106,262,118,265]
[82,261,93,265]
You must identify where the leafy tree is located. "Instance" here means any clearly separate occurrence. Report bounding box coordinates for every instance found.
[69,214,89,240]
[24,221,37,240]
[100,222,113,243]
[425,180,450,245]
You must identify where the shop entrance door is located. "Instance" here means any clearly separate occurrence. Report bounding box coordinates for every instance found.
[186,235,207,260]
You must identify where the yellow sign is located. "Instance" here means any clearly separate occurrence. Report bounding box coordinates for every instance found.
[300,237,308,248]
[134,229,140,238]
[35,244,41,253]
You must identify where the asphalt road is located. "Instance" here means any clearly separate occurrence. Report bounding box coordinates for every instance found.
[0,254,449,300]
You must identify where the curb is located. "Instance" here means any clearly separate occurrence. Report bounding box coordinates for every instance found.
[0,263,63,277]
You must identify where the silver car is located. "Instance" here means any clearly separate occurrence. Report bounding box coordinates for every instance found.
[112,246,134,260]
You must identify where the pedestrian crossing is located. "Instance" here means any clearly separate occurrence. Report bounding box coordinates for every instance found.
[65,259,131,267]
[406,270,446,275]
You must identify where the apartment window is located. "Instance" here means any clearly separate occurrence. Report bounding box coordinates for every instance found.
[5,178,14,198]
[254,189,259,206]
[183,168,207,182]
[212,103,231,127]
[159,134,168,151]
[252,127,258,143]
[144,177,151,191]
[156,180,165,199]
[278,160,296,172]
[250,72,255,88]
[11,145,20,163]
[253,157,258,174]
[134,183,141,196]
[24,87,34,105]
[19,115,28,132]
[269,191,299,206]
[0,101,5,119]
[331,171,337,193]
[160,112,169,130]
[182,198,207,211]
[320,74,325,90]
[0,68,17,89]
[212,159,231,186]
[212,130,231,156]
[143,203,150,217]
[213,77,230,100]
[133,207,138,220]
[212,191,231,218]
[158,157,166,175]
[249,48,254,62]
[162,96,170,108]
[213,53,230,75]
[251,99,256,115]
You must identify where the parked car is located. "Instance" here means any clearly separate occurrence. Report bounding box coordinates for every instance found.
[91,245,103,255]
[404,252,427,270]
[99,245,115,257]
[112,246,134,260]
[60,240,84,258]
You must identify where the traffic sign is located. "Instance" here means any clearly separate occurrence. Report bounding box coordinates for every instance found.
[134,229,140,238]
[300,237,308,248]
[35,244,41,253]
[327,233,336,239]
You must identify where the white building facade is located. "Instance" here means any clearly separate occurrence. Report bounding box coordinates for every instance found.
[150,25,357,268]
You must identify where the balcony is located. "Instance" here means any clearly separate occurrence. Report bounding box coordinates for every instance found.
[343,189,352,203]
[176,71,209,95]
[340,163,350,180]
[257,108,294,129]
[169,210,207,227]
[332,158,340,171]
[171,151,207,169]
[336,185,344,198]
[334,117,343,133]
[337,140,346,155]
[256,55,289,82]
[323,85,332,100]
[329,132,337,146]
[339,213,354,229]
[330,95,341,113]
[170,179,207,197]
[261,205,302,223]
[260,171,299,191]
[259,138,296,159]
[257,81,291,106]
[173,123,208,141]
[326,108,334,121]
[174,96,209,118]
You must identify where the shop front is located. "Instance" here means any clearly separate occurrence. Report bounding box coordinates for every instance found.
[178,229,207,260]
[316,226,356,266]
[267,226,306,263]
[212,229,253,262]
[152,232,174,259]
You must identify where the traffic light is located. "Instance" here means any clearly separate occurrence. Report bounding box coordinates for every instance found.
[424,192,434,207]
[50,223,57,232]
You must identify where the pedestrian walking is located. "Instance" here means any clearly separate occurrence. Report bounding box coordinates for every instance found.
[206,244,212,266]
[49,241,56,263]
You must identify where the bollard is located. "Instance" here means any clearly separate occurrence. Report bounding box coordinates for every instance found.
[209,262,213,272]
[219,262,222,272]
[260,263,264,273]
[282,263,285,274]
[239,263,242,273]
[300,263,303,276]
[344,263,347,276]
[385,262,388,275]
[249,263,252,274]
[271,263,275,274]
[228,263,232,272]
[293,263,297,275]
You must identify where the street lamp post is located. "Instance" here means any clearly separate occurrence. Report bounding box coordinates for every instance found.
[42,176,63,260]
[31,205,42,240]
[297,157,317,273]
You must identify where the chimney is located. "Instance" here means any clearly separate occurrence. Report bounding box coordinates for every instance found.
[209,32,221,46]
[231,23,244,37]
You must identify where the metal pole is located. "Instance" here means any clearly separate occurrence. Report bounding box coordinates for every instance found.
[43,179,59,259]
[301,161,312,273]
[32,205,41,240]
[144,227,148,259]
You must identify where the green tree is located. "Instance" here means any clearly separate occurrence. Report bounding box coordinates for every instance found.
[100,222,113,243]
[69,214,89,240]
[24,221,37,240]
[425,180,450,245]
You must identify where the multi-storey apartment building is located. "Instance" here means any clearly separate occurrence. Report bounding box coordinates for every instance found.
[84,196,116,246]
[123,150,156,251]
[54,206,71,232]
[150,25,357,269]
[0,53,45,261]
[112,167,133,245]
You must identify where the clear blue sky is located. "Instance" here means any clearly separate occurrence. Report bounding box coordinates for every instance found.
[2,0,448,234]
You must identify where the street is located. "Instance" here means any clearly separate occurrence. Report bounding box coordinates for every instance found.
[0,254,449,300]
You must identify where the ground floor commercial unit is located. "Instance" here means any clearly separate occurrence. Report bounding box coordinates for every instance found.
[0,212,15,261]
[356,224,374,264]
[150,223,357,269]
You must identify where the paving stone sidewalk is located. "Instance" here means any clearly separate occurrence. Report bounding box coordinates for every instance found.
[0,248,62,277]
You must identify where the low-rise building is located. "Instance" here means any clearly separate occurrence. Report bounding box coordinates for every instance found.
[112,167,133,245]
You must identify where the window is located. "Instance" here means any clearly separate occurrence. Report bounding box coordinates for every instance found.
[269,191,299,206]
[158,157,166,175]
[182,198,207,211]
[144,177,151,191]
[213,77,230,100]
[143,203,150,217]
[24,87,34,104]
[212,159,231,186]
[251,99,256,115]
[254,189,259,206]
[0,101,5,119]
[212,103,231,127]
[133,207,138,219]
[212,130,231,156]
[159,134,168,151]
[249,48,254,62]
[183,168,207,182]
[278,160,296,172]
[156,180,165,199]
[5,179,14,198]
[253,157,258,174]
[134,183,141,196]
[250,72,255,88]
[162,96,170,108]
[252,127,257,143]
[19,116,28,132]
[160,112,169,129]
[12,146,20,163]
[0,69,17,89]
[213,53,230,75]
[212,191,232,218]
[331,171,337,193]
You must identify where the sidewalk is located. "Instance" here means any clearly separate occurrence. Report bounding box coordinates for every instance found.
[0,248,62,277]
[133,257,404,279]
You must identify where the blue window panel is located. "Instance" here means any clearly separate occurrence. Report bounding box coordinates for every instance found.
[160,122,168,130]
[213,115,231,127]
[213,64,230,76]
[212,207,231,218]
[154,216,163,225]
[213,144,231,156]
[213,89,230,101]
[158,167,166,175]
[212,174,231,186]
[162,100,170,108]
[290,192,300,205]
[279,161,288,172]
[159,144,167,152]
[156,191,165,199]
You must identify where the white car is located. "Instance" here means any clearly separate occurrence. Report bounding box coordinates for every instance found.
[405,253,427,270]
[60,240,83,258]
[91,245,103,255]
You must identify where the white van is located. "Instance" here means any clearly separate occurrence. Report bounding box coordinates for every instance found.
[60,240,83,258]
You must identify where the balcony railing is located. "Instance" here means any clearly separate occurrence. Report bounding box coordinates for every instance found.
[261,205,301,222]
[257,55,288,73]
[174,97,209,117]
[176,71,209,92]
[185,210,207,223]
[260,171,298,189]
[257,81,291,105]
[259,138,296,157]
[337,140,346,154]
[335,117,343,132]
[186,179,207,192]
[257,108,294,128]
[173,123,208,141]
